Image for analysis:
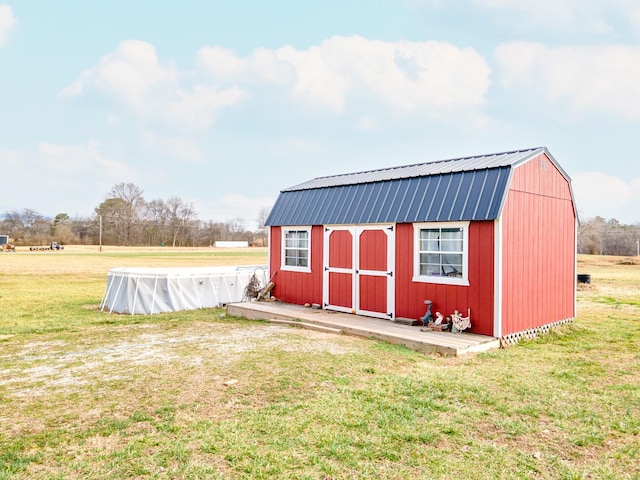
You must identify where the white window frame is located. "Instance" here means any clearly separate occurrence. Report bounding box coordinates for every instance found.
[412,221,470,286]
[281,226,312,273]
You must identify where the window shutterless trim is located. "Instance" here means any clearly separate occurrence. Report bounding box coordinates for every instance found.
[281,226,312,273]
[412,221,470,286]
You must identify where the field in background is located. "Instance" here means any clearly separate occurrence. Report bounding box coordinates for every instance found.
[0,251,639,479]
[0,245,268,275]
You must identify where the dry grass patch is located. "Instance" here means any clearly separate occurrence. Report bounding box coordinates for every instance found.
[0,245,268,275]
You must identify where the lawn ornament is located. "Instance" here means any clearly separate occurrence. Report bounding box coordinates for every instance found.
[419,300,433,325]
[451,309,471,332]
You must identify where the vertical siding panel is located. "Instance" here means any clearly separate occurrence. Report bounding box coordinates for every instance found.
[312,226,324,302]
[397,223,417,318]
[270,227,282,280]
[479,222,495,333]
[393,222,494,336]
[507,203,514,335]
[501,154,576,336]
[270,225,324,306]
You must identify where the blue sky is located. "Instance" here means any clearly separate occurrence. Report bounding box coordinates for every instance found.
[1,1,639,228]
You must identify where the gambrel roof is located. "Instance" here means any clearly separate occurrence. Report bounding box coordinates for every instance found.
[266,146,569,226]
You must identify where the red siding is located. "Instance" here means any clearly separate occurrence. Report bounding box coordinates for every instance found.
[359,230,387,271]
[394,222,496,336]
[329,272,352,308]
[359,275,387,313]
[329,230,352,269]
[500,154,576,336]
[269,226,324,305]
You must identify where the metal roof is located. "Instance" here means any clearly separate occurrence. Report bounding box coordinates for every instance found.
[283,147,549,192]
[266,147,560,226]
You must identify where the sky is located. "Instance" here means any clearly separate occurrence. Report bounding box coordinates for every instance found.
[1,0,639,229]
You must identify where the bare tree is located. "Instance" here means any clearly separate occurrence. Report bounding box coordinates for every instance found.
[578,216,606,255]
[95,183,146,245]
[201,220,224,246]
[578,216,640,256]
[255,206,271,246]
[0,209,49,245]
[225,218,247,241]
[165,197,199,247]
[71,215,96,244]
[145,198,169,246]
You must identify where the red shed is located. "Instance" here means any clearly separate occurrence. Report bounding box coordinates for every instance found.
[265,147,576,341]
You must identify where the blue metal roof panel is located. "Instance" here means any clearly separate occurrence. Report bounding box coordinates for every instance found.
[316,188,335,224]
[266,167,513,226]
[354,183,376,224]
[396,177,421,223]
[449,172,474,220]
[414,175,441,222]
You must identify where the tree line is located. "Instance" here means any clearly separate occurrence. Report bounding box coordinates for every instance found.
[1,183,271,247]
[578,216,640,256]
[2,184,639,256]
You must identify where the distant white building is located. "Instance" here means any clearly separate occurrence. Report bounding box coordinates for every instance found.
[214,241,249,248]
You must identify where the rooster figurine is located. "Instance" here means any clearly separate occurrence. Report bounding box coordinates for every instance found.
[451,309,471,332]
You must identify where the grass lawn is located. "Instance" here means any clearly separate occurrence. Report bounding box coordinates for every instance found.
[0,249,639,479]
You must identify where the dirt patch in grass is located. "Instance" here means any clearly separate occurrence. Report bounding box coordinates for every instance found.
[617,258,640,266]
[578,254,640,269]
[0,321,358,400]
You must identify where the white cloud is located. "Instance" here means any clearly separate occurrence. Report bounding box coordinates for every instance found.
[0,4,16,48]
[287,36,491,114]
[0,143,156,217]
[37,142,139,180]
[141,132,202,163]
[197,46,293,85]
[106,113,120,127]
[572,171,640,223]
[473,0,640,35]
[356,116,379,132]
[62,40,178,111]
[626,1,640,30]
[198,35,491,116]
[64,36,491,130]
[495,42,640,119]
[475,0,584,25]
[164,84,246,130]
[62,40,246,130]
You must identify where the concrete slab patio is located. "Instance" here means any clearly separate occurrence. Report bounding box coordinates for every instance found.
[226,302,500,357]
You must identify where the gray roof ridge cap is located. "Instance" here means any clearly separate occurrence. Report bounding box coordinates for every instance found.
[309,146,545,182]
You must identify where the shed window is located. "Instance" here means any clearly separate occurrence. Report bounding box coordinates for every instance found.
[282,227,311,272]
[413,222,469,286]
